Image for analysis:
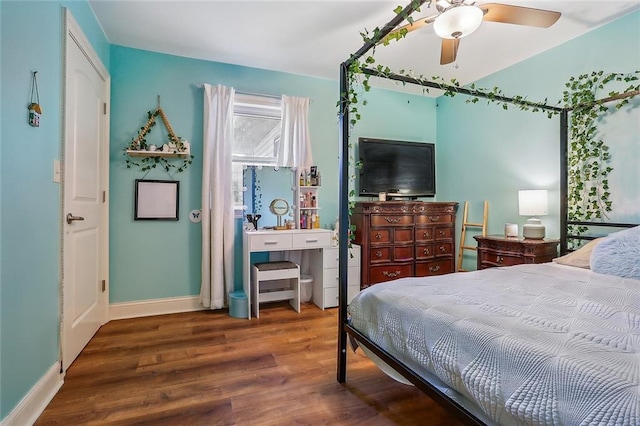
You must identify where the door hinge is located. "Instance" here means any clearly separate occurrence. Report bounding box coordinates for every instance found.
[103,103,107,115]
[103,191,106,203]
[101,280,106,292]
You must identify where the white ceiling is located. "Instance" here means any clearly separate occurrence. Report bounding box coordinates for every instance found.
[89,0,640,92]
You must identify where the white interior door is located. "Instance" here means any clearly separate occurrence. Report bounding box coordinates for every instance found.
[62,11,110,370]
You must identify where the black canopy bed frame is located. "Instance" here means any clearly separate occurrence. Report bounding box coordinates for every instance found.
[335,1,639,424]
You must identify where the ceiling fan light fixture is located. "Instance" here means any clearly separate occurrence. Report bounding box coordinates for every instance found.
[433,5,483,39]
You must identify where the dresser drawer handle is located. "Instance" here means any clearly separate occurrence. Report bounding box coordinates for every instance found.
[429,265,440,273]
[385,217,401,223]
[264,241,279,245]
[439,245,446,252]
[496,256,504,264]
[423,248,430,255]
[305,239,318,243]
[383,270,401,278]
[423,231,429,238]
[375,250,383,258]
[429,216,440,222]
[439,230,446,237]
[375,233,382,240]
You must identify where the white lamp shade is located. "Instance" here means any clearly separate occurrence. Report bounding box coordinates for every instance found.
[518,190,548,216]
[433,6,484,39]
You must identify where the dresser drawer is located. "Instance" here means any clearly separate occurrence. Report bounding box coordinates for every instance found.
[369,263,413,284]
[370,228,417,245]
[415,244,434,260]
[393,228,414,243]
[370,247,391,263]
[415,213,454,225]
[249,233,292,251]
[479,252,522,267]
[415,227,433,242]
[292,231,331,249]
[370,229,391,244]
[371,214,413,227]
[434,226,452,240]
[415,259,454,276]
[393,245,414,262]
[434,242,453,256]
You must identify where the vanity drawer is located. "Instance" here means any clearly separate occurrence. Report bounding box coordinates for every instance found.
[323,284,360,308]
[323,246,360,269]
[249,233,292,251]
[292,231,331,249]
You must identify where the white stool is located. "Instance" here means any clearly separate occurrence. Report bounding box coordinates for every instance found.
[251,261,300,318]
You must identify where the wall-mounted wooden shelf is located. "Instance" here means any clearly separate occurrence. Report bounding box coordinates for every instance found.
[126,149,189,158]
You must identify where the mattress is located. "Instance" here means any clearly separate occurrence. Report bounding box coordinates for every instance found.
[348,263,640,425]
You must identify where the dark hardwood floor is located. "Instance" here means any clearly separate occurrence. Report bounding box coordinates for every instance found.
[36,302,463,425]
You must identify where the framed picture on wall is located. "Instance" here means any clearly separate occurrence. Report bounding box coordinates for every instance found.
[134,179,179,220]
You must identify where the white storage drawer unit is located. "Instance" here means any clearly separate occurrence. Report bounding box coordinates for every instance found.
[312,244,361,309]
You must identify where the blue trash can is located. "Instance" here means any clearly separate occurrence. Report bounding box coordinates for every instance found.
[228,290,248,319]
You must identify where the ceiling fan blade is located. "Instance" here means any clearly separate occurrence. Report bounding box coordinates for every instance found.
[440,38,460,65]
[379,15,437,45]
[479,3,561,28]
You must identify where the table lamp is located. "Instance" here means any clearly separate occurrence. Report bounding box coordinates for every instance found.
[519,190,548,239]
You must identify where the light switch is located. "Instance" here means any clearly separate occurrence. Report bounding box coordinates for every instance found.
[53,159,61,183]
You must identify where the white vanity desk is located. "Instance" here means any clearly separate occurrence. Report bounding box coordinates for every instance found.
[242,228,360,319]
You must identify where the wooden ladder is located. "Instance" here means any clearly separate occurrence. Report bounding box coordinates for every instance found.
[457,201,488,272]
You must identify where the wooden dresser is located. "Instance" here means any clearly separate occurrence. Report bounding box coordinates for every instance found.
[474,235,559,270]
[351,201,458,288]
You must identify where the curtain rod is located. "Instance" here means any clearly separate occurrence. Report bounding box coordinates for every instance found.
[197,83,282,100]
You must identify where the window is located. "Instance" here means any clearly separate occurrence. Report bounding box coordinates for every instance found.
[232,93,282,214]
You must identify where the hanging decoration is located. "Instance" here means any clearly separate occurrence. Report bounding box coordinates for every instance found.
[124,96,194,173]
[28,71,42,127]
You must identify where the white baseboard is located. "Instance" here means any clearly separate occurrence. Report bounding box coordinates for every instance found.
[109,295,205,320]
[1,363,63,426]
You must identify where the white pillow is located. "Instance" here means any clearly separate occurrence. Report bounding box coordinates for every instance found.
[553,238,603,269]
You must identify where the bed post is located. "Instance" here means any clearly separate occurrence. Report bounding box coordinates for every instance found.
[336,0,430,385]
[337,61,350,383]
[559,108,569,254]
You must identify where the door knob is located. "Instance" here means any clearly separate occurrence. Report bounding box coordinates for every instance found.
[66,213,85,224]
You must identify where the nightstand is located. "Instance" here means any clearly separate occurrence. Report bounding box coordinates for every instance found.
[474,235,559,270]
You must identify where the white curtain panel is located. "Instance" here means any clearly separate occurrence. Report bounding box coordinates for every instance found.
[201,84,235,309]
[278,95,313,170]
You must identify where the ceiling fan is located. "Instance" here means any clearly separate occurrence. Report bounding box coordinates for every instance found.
[382,1,561,65]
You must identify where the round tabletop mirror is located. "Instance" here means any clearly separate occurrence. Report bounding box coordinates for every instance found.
[269,198,290,229]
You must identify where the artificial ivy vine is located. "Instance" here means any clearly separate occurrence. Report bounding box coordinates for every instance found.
[562,71,640,244]
[341,1,639,246]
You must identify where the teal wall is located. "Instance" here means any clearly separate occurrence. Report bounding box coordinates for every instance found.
[436,10,640,270]
[0,0,109,420]
[108,46,436,302]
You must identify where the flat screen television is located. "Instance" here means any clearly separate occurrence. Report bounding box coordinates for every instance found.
[358,137,435,198]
